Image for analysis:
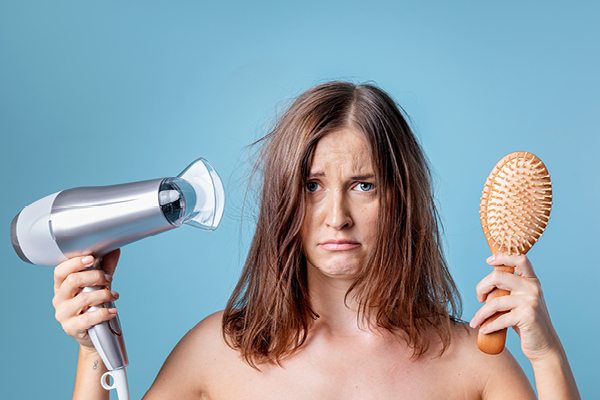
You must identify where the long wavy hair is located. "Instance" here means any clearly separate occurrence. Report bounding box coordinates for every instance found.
[223,81,462,368]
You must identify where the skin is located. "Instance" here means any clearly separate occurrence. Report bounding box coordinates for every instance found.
[53,250,120,399]
[470,252,580,399]
[53,129,579,399]
[300,129,379,284]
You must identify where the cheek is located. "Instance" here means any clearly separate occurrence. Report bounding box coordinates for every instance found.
[300,204,318,244]
[359,204,379,241]
[303,201,326,227]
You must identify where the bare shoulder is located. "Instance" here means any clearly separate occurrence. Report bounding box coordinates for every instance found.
[443,323,536,399]
[143,310,239,399]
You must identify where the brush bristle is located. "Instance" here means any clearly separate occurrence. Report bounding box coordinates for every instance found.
[480,152,552,255]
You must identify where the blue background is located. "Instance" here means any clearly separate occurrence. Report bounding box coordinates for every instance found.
[1,1,598,398]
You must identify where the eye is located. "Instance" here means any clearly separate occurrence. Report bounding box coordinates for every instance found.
[354,182,375,192]
[306,181,321,192]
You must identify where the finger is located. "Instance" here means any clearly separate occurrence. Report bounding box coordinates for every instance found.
[55,288,120,322]
[487,252,537,279]
[478,306,528,335]
[470,294,522,328]
[54,269,114,304]
[475,264,541,303]
[62,307,119,338]
[54,256,96,291]
[475,270,522,303]
[100,249,121,276]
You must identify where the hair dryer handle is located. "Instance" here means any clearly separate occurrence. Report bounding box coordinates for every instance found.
[83,259,129,399]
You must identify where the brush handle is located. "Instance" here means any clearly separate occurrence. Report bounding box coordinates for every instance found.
[477,265,515,355]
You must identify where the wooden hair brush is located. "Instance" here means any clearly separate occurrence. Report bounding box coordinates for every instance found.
[478,151,552,354]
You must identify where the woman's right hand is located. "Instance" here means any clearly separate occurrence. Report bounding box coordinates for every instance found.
[52,249,121,350]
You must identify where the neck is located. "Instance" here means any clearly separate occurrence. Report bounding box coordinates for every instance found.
[307,266,369,337]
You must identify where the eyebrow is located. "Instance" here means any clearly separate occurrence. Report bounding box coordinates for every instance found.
[307,172,375,180]
[349,174,375,181]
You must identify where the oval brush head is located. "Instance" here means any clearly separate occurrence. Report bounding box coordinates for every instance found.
[477,151,552,354]
[480,151,552,255]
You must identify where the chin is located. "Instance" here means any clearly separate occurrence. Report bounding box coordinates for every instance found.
[309,260,363,280]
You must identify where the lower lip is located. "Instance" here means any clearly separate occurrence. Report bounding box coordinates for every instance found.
[319,242,361,251]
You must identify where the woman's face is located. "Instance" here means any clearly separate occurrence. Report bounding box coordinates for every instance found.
[300,128,379,281]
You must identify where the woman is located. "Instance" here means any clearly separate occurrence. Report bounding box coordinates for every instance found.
[53,81,579,399]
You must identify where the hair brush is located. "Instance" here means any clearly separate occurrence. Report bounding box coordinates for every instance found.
[477,151,552,354]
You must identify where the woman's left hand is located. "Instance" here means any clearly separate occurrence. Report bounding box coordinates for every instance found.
[469,252,561,363]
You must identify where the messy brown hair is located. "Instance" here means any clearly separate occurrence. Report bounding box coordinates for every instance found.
[223,81,461,368]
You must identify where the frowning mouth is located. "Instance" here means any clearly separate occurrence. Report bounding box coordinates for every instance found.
[319,239,361,251]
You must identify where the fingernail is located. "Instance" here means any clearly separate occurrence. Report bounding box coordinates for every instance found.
[486,255,496,264]
[105,274,113,283]
[111,291,119,299]
[82,256,94,265]
[107,308,118,314]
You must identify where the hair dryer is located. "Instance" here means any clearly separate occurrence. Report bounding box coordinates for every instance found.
[10,158,225,400]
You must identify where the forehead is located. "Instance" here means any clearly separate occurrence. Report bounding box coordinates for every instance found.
[309,129,374,175]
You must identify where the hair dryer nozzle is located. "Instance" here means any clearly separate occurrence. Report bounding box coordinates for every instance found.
[164,158,225,231]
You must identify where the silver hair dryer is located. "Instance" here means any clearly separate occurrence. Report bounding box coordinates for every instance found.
[10,158,225,400]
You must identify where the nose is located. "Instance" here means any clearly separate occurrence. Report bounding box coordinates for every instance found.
[325,190,353,230]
